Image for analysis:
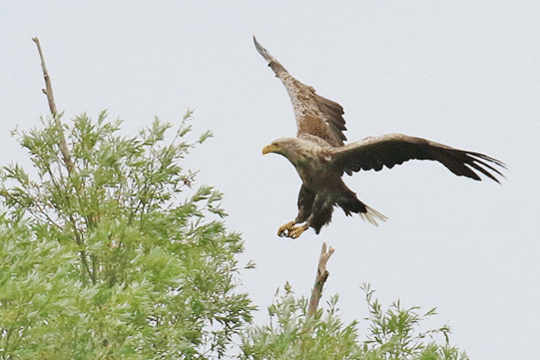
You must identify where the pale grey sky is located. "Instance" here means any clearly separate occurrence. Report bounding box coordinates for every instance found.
[1,1,539,358]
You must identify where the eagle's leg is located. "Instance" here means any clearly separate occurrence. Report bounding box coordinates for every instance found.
[277,221,309,238]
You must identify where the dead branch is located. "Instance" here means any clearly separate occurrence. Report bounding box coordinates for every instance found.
[307,242,335,317]
[32,37,75,175]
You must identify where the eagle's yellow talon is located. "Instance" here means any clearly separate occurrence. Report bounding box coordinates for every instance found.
[277,221,296,237]
[277,221,308,239]
[289,225,309,239]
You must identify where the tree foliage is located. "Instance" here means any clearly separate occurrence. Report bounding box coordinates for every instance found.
[0,111,468,359]
[241,284,468,360]
[0,111,252,359]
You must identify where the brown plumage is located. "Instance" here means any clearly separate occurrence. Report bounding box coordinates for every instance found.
[255,36,505,239]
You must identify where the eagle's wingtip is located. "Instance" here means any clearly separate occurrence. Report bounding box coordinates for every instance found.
[253,36,270,61]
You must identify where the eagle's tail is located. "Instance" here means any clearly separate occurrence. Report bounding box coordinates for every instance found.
[359,204,388,226]
[337,196,388,226]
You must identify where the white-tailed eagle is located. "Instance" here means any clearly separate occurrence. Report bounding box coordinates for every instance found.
[254,36,505,239]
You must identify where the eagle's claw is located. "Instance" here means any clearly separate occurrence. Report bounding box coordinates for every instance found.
[277,221,308,239]
[289,225,308,239]
[277,221,296,237]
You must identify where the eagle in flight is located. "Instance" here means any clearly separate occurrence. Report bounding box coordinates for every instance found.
[254,36,505,239]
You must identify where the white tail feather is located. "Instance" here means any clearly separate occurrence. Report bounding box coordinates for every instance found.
[359,205,388,226]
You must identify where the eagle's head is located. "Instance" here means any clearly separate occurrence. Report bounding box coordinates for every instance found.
[263,137,300,156]
[262,137,316,168]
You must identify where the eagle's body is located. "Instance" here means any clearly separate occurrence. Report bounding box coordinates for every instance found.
[255,37,505,239]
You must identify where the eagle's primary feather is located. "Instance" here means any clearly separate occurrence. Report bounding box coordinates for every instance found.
[255,36,505,239]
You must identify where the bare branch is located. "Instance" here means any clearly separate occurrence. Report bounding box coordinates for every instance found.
[307,242,335,317]
[32,37,58,116]
[32,37,75,175]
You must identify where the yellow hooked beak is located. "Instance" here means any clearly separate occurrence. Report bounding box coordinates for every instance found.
[262,143,279,155]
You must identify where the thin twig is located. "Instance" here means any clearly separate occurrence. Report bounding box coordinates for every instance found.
[32,37,75,175]
[307,242,335,317]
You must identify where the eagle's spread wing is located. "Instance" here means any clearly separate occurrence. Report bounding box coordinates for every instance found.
[253,36,346,147]
[330,133,506,183]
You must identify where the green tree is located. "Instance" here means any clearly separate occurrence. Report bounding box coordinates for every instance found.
[241,284,469,360]
[0,111,468,360]
[0,112,253,359]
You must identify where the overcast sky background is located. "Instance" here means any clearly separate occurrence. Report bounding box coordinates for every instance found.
[1,1,539,358]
